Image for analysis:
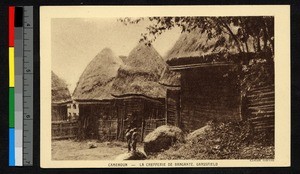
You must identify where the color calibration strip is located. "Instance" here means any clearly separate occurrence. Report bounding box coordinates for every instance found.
[9,6,34,166]
[9,6,15,166]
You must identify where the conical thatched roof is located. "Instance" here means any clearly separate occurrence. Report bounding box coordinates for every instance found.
[111,42,166,98]
[165,28,255,66]
[73,48,123,100]
[123,42,165,76]
[52,71,72,103]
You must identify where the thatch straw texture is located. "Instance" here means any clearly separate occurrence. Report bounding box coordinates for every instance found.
[52,71,71,103]
[111,43,167,98]
[186,125,211,141]
[73,48,123,100]
[124,43,165,76]
[165,28,255,66]
[159,66,181,87]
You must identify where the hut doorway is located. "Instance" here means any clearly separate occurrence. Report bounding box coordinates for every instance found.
[78,104,99,139]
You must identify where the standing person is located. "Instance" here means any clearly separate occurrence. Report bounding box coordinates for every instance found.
[125,127,133,152]
[131,128,139,152]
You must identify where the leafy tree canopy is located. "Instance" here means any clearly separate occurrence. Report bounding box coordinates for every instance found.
[119,17,274,55]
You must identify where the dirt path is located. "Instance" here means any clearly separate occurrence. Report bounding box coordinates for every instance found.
[52,140,144,160]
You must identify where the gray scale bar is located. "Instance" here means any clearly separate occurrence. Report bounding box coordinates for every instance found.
[23,6,34,166]
[24,7,33,29]
[23,119,33,166]
[24,74,33,120]
[24,28,33,74]
[15,26,23,166]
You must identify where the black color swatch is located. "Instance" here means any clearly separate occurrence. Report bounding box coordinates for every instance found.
[14,6,23,27]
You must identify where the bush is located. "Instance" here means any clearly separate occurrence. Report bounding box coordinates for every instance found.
[198,121,253,159]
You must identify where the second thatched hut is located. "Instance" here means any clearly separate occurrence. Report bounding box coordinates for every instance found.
[52,71,72,121]
[111,42,167,140]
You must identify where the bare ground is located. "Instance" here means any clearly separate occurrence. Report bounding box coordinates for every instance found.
[52,140,144,160]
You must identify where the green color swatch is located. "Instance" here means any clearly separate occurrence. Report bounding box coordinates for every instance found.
[9,87,14,128]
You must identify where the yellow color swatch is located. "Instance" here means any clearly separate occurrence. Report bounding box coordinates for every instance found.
[9,47,14,87]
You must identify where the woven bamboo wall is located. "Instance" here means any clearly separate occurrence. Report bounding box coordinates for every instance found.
[52,120,78,140]
[52,105,68,121]
[246,84,274,133]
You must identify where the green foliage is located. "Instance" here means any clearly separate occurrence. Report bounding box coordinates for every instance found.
[231,51,274,95]
[118,17,274,54]
[189,121,253,159]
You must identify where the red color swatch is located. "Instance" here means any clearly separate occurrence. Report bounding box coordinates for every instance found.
[9,6,15,47]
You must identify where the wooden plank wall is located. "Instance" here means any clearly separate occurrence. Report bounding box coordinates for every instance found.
[116,98,145,141]
[52,120,78,140]
[76,98,165,141]
[52,105,68,121]
[115,97,165,141]
[246,84,274,133]
[77,103,113,139]
[166,89,180,126]
[98,119,118,141]
[179,66,241,132]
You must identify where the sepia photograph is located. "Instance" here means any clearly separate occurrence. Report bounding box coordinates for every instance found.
[40,6,290,168]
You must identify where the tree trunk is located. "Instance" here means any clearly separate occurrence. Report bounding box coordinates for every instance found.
[257,36,261,52]
[245,41,249,53]
[253,41,256,52]
[263,28,268,51]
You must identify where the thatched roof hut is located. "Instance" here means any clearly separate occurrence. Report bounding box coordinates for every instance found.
[162,28,247,131]
[73,48,123,101]
[51,71,71,104]
[165,28,255,67]
[111,42,167,98]
[165,28,274,134]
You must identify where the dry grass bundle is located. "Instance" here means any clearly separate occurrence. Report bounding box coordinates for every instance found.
[144,125,184,142]
[52,71,71,103]
[143,125,184,154]
[115,151,147,160]
[186,125,211,141]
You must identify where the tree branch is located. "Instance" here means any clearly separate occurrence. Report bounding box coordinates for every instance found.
[217,18,242,53]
